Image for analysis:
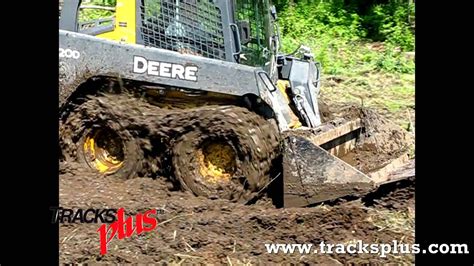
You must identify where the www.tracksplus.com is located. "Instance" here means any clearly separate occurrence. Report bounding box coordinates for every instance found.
[265,241,470,257]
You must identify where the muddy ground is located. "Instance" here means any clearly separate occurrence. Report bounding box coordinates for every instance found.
[59,166,414,264]
[59,97,415,264]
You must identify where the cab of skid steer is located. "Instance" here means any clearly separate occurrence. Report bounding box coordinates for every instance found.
[59,0,276,68]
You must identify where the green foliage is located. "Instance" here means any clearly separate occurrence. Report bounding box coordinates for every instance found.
[279,1,365,41]
[92,0,116,6]
[77,0,415,75]
[364,1,415,50]
[277,0,415,75]
[79,9,113,21]
[78,0,116,22]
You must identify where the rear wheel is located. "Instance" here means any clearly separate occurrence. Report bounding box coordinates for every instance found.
[172,106,281,201]
[81,127,125,174]
[60,96,143,179]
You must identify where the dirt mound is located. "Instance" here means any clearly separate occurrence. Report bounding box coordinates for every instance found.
[59,169,414,264]
[358,108,414,155]
[364,176,415,210]
[320,101,414,173]
[344,108,414,173]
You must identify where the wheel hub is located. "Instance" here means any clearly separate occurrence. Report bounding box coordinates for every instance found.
[197,140,236,184]
[83,128,124,174]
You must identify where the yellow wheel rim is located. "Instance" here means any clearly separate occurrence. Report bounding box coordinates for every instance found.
[83,128,124,174]
[197,141,236,184]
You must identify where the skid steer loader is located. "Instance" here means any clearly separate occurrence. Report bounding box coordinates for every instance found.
[59,0,414,207]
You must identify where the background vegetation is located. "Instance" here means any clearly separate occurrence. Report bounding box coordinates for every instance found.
[275,0,415,128]
[277,0,415,74]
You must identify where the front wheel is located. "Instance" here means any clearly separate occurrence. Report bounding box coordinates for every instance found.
[171,106,281,202]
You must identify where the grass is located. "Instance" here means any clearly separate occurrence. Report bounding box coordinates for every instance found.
[365,207,415,264]
[281,27,415,129]
[367,208,415,235]
[320,70,415,129]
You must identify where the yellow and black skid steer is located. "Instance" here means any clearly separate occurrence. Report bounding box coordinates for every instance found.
[59,0,414,207]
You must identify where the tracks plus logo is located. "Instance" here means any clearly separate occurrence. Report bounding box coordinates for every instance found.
[50,207,117,224]
[51,207,162,255]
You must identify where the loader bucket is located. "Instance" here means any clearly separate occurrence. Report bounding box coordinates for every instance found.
[282,134,376,207]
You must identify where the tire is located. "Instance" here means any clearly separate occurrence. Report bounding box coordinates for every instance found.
[171,106,281,202]
[60,96,143,179]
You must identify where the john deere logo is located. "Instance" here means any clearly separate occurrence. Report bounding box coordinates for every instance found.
[133,56,198,82]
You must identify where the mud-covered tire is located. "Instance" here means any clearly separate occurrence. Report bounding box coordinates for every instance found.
[171,106,281,202]
[60,96,143,180]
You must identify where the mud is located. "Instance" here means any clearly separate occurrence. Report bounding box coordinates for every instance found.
[364,176,415,210]
[60,94,281,201]
[59,96,415,264]
[320,101,414,173]
[59,165,414,264]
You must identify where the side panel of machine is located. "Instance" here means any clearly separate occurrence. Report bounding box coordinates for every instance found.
[59,30,261,107]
